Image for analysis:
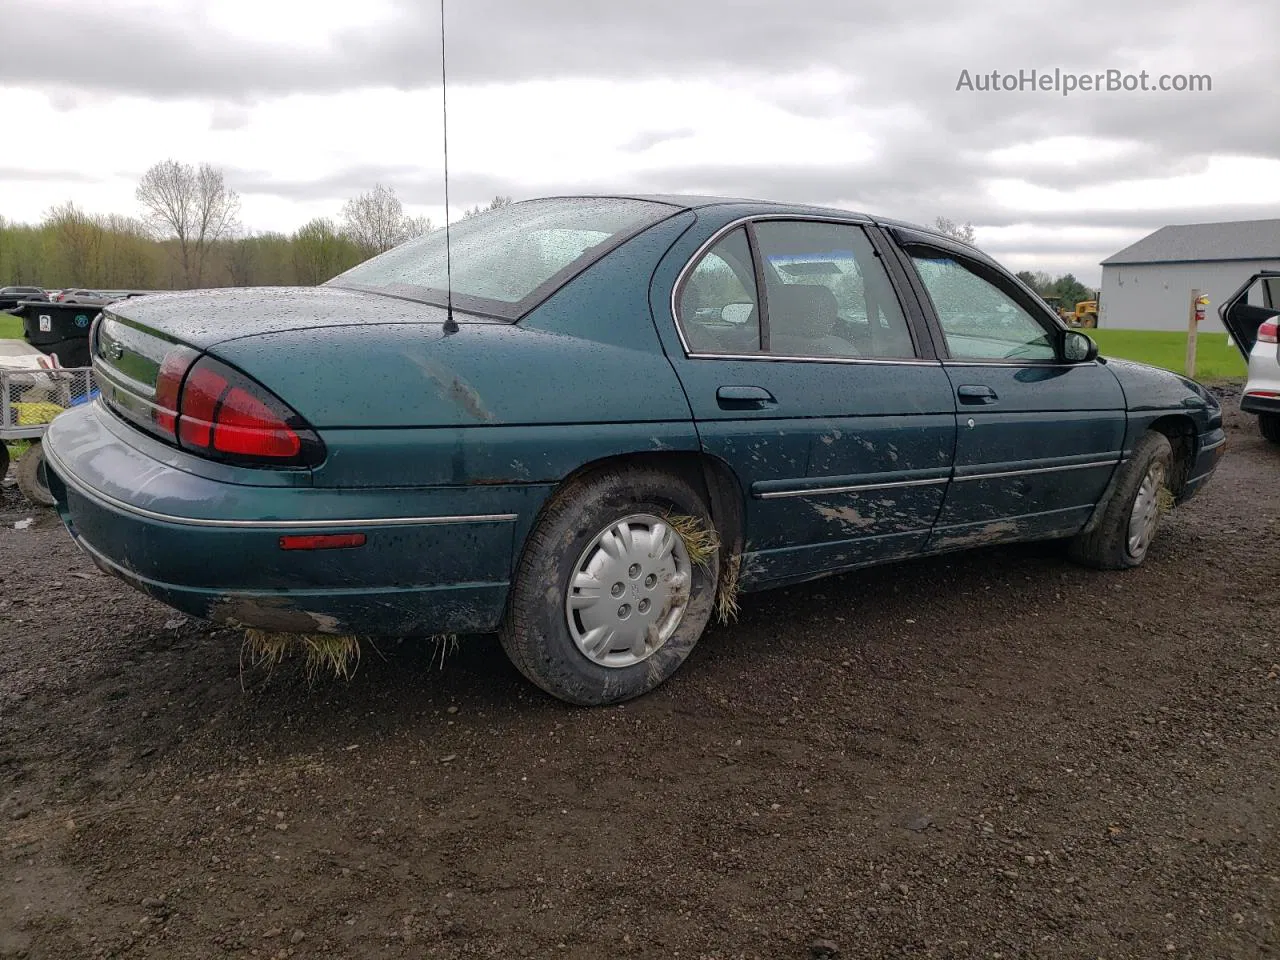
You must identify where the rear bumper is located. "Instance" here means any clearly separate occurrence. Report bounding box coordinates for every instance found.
[1242,342,1280,416]
[44,403,533,635]
[1240,393,1280,417]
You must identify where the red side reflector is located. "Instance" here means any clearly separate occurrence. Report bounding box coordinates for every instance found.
[1246,390,1280,399]
[278,533,367,551]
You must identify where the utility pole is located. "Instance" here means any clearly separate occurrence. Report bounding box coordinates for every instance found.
[1185,290,1207,378]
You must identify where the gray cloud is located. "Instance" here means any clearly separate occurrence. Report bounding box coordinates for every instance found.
[0,166,97,183]
[210,103,250,131]
[4,0,1279,280]
[229,163,520,213]
[47,90,81,112]
[619,128,696,153]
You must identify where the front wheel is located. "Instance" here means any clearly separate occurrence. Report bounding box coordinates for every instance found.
[1068,431,1173,570]
[1260,412,1280,444]
[500,467,719,706]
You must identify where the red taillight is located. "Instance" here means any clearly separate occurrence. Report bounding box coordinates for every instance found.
[152,346,198,438]
[211,383,301,458]
[1259,319,1279,344]
[176,363,221,450]
[144,349,321,467]
[175,357,312,464]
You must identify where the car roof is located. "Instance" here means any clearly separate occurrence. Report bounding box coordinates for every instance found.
[532,194,962,245]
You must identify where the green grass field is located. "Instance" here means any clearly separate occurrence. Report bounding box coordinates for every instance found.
[0,313,22,339]
[1089,329,1245,382]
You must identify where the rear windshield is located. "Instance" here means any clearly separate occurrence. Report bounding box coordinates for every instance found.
[326,197,676,320]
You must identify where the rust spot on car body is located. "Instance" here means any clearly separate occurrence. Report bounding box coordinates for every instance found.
[813,504,878,530]
[931,520,1021,550]
[209,596,345,635]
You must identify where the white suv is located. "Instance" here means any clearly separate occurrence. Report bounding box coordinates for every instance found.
[1223,272,1280,444]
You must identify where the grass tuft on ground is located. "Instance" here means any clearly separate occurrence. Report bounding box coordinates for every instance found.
[1089,329,1245,382]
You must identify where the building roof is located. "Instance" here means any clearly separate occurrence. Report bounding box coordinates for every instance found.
[1101,218,1280,266]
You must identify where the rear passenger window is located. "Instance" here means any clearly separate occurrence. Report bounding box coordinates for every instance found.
[753,221,917,360]
[676,228,762,354]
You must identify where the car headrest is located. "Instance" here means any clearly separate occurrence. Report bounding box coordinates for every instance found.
[770,284,839,337]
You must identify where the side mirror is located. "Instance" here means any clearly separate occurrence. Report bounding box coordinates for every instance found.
[721,302,754,325]
[1062,329,1098,363]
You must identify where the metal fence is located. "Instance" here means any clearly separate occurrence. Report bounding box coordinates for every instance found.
[0,366,97,441]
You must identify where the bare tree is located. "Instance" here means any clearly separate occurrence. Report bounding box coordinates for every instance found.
[44,201,103,286]
[136,160,241,287]
[96,213,156,289]
[340,184,429,256]
[403,214,434,239]
[463,195,514,219]
[291,218,364,285]
[933,216,976,244]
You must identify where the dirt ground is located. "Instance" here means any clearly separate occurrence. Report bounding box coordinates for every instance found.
[1,392,1276,960]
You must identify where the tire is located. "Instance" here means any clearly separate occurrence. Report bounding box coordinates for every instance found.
[1083,312,1098,328]
[1260,413,1280,445]
[500,467,720,706]
[16,441,56,508]
[0,443,10,482]
[1068,431,1173,570]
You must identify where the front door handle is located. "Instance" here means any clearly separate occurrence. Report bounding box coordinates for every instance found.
[957,384,998,405]
[717,385,777,409]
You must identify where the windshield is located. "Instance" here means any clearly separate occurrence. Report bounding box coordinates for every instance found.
[326,197,676,320]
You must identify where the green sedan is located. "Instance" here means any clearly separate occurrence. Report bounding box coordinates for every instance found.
[44,196,1227,704]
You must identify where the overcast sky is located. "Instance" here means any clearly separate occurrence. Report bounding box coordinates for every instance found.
[3,0,1278,284]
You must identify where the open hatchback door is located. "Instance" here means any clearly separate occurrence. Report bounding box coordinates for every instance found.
[1221,271,1280,443]
[1221,271,1280,357]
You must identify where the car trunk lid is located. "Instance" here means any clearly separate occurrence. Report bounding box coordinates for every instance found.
[100,286,460,349]
[92,286,467,445]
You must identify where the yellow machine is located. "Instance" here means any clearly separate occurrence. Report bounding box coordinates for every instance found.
[1071,300,1099,327]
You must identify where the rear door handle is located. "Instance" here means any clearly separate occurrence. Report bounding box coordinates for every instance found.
[717,385,777,409]
[957,384,998,405]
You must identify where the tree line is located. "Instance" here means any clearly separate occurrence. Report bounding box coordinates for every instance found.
[1012,270,1095,309]
[0,159,512,292]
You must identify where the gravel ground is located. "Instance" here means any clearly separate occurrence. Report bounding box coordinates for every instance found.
[1,393,1276,959]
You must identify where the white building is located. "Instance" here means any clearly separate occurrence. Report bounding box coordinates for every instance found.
[1099,219,1280,333]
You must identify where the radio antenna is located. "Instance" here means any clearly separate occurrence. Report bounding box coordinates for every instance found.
[440,0,458,334]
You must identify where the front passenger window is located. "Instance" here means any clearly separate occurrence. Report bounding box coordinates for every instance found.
[910,253,1056,361]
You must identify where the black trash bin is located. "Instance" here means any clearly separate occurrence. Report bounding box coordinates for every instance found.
[15,300,104,367]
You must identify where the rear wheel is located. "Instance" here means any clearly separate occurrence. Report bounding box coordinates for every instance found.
[500,467,719,706]
[1069,431,1173,570]
[0,443,9,482]
[1260,413,1280,444]
[16,441,55,508]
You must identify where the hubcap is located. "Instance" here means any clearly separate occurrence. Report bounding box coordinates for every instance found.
[565,514,692,668]
[1127,460,1166,558]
